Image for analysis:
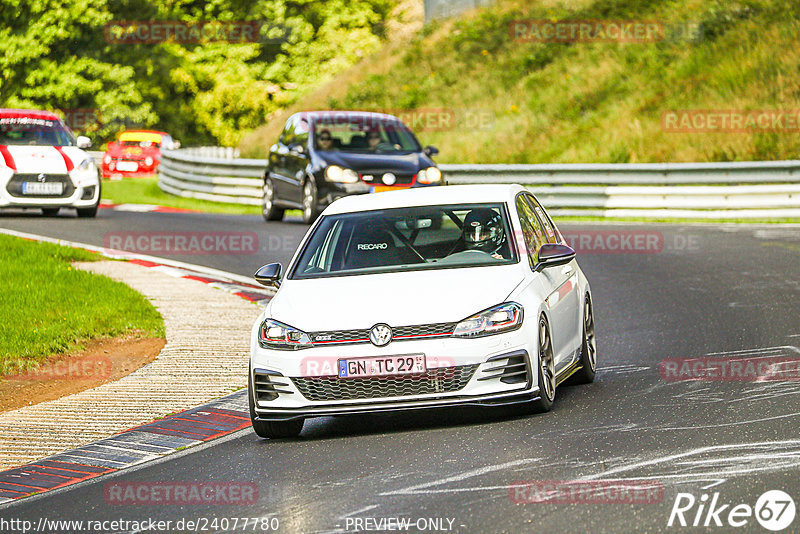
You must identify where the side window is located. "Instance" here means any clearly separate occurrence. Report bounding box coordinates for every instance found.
[293,118,310,148]
[515,196,548,269]
[280,118,295,146]
[524,194,557,243]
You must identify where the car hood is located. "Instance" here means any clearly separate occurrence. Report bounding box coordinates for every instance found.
[267,264,524,331]
[320,151,428,174]
[1,145,86,174]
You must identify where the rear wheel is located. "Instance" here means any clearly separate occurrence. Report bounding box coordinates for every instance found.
[41,208,60,217]
[302,179,321,224]
[262,177,284,221]
[529,316,555,413]
[248,374,303,439]
[567,295,597,385]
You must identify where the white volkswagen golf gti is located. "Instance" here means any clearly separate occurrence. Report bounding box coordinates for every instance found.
[0,109,100,217]
[249,184,596,438]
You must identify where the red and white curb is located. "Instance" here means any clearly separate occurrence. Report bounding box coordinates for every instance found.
[0,230,273,505]
[99,201,200,214]
[0,392,250,505]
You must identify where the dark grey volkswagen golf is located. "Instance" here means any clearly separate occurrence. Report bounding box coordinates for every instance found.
[263,111,442,224]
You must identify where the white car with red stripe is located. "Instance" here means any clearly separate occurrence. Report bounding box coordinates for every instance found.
[0,109,100,217]
[247,184,596,438]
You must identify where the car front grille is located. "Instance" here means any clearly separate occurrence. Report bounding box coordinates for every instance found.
[310,322,456,346]
[291,365,479,401]
[360,172,415,186]
[6,174,74,199]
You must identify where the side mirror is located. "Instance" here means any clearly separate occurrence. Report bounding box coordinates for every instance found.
[534,243,576,272]
[424,145,439,157]
[76,136,92,149]
[172,140,181,149]
[254,263,283,288]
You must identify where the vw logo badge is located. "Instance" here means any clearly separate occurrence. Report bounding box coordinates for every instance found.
[37,173,47,182]
[369,323,393,347]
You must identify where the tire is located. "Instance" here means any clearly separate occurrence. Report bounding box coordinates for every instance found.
[248,374,304,439]
[302,179,321,224]
[76,180,101,218]
[262,177,284,221]
[529,315,556,413]
[76,205,98,218]
[567,294,597,385]
[41,207,60,217]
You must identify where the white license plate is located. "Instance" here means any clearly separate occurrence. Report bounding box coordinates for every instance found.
[338,354,426,378]
[116,161,138,172]
[22,182,63,195]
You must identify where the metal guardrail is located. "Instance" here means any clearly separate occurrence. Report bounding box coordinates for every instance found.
[158,149,800,218]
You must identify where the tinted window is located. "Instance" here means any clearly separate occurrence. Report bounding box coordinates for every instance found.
[515,195,548,269]
[280,118,295,145]
[291,204,517,279]
[523,194,558,243]
[0,117,75,146]
[293,118,310,147]
[312,115,421,154]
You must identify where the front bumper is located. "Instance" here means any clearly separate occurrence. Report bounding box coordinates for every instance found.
[250,329,538,421]
[0,171,100,209]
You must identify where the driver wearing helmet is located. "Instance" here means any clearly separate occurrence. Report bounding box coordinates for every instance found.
[463,208,507,259]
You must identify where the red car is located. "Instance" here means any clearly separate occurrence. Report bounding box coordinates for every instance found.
[101,130,178,178]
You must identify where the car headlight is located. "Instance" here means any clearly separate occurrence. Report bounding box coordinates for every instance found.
[417,167,442,184]
[78,158,94,171]
[258,319,313,350]
[145,157,153,166]
[452,302,523,338]
[325,165,359,183]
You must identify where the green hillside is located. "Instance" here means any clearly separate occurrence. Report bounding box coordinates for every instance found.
[239,0,800,163]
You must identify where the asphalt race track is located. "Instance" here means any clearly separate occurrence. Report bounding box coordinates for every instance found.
[2,207,800,533]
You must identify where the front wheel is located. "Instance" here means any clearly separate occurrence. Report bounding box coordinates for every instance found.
[76,181,101,218]
[248,375,303,439]
[529,316,555,413]
[262,177,284,221]
[302,179,321,224]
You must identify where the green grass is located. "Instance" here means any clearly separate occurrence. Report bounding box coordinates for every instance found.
[0,234,165,377]
[102,177,261,215]
[241,0,800,164]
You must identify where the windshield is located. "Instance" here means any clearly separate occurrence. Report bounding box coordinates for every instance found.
[313,117,421,154]
[291,204,517,279]
[0,116,75,146]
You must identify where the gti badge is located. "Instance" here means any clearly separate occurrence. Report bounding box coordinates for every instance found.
[369,324,392,347]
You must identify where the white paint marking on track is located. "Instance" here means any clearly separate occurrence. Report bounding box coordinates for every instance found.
[379,458,539,496]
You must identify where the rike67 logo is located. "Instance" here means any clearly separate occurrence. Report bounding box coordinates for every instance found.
[668,490,796,531]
